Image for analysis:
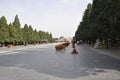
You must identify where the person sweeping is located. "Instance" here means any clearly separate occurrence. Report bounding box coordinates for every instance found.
[71,37,78,54]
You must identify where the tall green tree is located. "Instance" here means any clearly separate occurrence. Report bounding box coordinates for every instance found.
[8,23,18,43]
[23,24,29,42]
[75,3,93,42]
[13,15,23,42]
[0,16,9,43]
[75,0,120,47]
[0,15,53,45]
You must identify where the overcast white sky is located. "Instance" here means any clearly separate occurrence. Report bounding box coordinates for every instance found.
[0,0,92,38]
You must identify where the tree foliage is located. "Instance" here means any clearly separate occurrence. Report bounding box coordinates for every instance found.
[0,16,9,43]
[75,0,120,47]
[0,15,53,45]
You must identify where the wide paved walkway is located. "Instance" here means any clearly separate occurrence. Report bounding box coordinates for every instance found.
[0,43,120,80]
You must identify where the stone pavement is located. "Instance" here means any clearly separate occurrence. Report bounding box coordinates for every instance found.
[0,45,27,52]
[0,43,57,55]
[0,44,120,59]
[0,43,120,80]
[98,48,120,58]
[84,44,120,59]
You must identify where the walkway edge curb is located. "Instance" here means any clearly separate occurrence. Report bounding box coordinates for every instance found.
[86,46,120,59]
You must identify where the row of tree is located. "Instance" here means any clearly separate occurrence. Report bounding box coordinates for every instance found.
[75,0,120,48]
[0,15,52,46]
